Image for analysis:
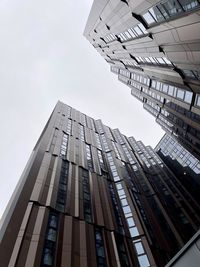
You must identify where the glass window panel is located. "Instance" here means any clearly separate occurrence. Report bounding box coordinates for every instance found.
[116,183,122,190]
[157,4,170,19]
[179,0,199,11]
[121,198,128,206]
[148,7,159,21]
[156,81,161,90]
[157,57,165,64]
[151,80,156,88]
[138,23,147,34]
[168,85,174,96]
[123,205,131,214]
[129,226,139,237]
[149,57,156,63]
[118,189,125,196]
[144,57,150,63]
[114,176,120,182]
[163,57,172,65]
[184,91,193,103]
[121,33,128,40]
[47,229,57,242]
[142,12,156,25]
[196,95,200,107]
[125,212,133,218]
[127,217,135,227]
[43,248,53,266]
[125,31,132,38]
[138,254,150,267]
[163,0,182,16]
[135,242,145,255]
[163,84,168,93]
[151,6,165,22]
[128,28,136,38]
[134,26,143,35]
[177,89,185,99]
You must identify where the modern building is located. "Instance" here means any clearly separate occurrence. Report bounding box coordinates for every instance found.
[0,101,199,267]
[156,133,200,204]
[84,0,200,160]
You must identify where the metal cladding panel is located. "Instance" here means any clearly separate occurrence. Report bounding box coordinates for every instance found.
[53,130,63,156]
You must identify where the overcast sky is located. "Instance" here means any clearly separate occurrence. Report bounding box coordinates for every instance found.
[0,0,164,219]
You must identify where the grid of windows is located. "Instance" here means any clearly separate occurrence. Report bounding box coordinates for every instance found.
[143,87,164,104]
[80,113,87,126]
[86,144,93,171]
[95,133,102,150]
[121,144,136,165]
[115,181,150,267]
[78,124,85,142]
[111,66,119,74]
[104,23,147,44]
[67,106,71,117]
[112,141,121,159]
[117,23,148,42]
[101,134,110,152]
[113,129,126,145]
[135,56,172,66]
[104,33,117,43]
[106,152,121,182]
[182,69,200,81]
[151,80,193,104]
[108,181,124,233]
[81,169,93,223]
[97,149,106,170]
[142,0,200,26]
[66,119,72,135]
[95,228,107,267]
[56,161,69,212]
[131,88,144,102]
[95,120,104,134]
[60,133,68,157]
[42,212,59,267]
[157,135,200,174]
[131,72,150,86]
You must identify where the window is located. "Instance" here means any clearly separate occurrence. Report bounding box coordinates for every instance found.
[196,95,200,107]
[184,91,193,103]
[138,255,150,267]
[135,242,144,255]
[142,0,200,26]
[177,89,185,100]
[43,248,53,266]
[42,212,59,266]
[47,229,57,242]
[123,205,131,214]
[168,85,174,96]
[129,226,139,237]
[163,0,182,16]
[127,217,135,227]
[143,12,156,25]
[95,229,107,267]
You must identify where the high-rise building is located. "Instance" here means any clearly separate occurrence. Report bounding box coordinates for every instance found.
[84,0,200,160]
[0,101,199,267]
[155,133,200,204]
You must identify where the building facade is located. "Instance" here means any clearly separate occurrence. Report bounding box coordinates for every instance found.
[0,101,199,267]
[156,133,200,204]
[84,0,200,160]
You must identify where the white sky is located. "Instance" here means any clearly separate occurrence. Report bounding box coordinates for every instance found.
[0,0,164,218]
